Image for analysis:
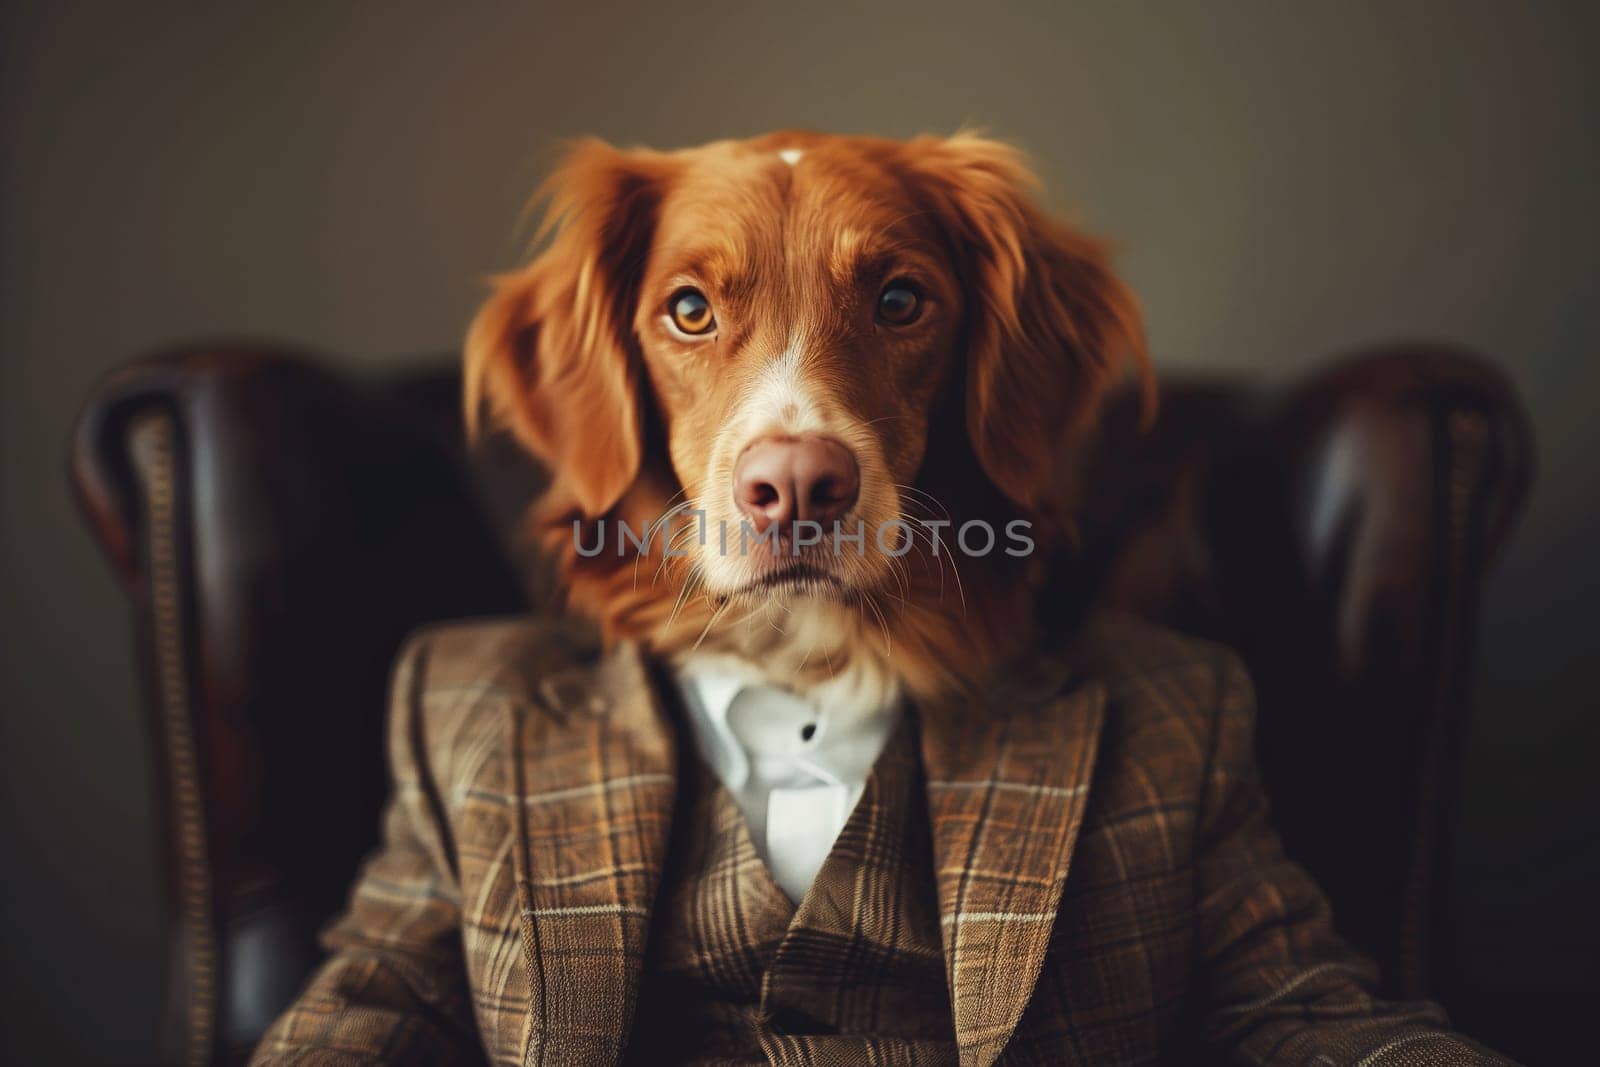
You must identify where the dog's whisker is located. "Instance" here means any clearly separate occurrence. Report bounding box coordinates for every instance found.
[661,561,706,639]
[889,507,970,616]
[630,499,697,590]
[648,510,708,587]
[891,483,955,522]
[689,595,737,654]
[860,590,893,662]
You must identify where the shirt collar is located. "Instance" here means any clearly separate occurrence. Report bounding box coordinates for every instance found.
[674,657,758,790]
[672,654,901,794]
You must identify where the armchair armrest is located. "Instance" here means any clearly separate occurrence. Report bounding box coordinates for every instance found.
[1214,344,1534,999]
[70,346,526,1065]
[1071,343,1531,1000]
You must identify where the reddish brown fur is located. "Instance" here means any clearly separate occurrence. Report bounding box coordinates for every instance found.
[465,131,1150,702]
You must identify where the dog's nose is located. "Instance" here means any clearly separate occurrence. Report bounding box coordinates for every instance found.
[733,435,860,533]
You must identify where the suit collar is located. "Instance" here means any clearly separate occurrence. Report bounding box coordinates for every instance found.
[918,652,1107,1067]
[510,639,679,1066]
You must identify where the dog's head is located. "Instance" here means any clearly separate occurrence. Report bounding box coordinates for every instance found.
[467,132,1146,632]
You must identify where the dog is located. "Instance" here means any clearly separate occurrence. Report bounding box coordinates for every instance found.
[465,130,1150,709]
[255,133,1514,1065]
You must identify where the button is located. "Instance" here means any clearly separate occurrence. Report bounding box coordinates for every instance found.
[727,686,818,757]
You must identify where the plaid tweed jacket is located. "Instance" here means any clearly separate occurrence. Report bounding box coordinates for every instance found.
[253,615,1513,1066]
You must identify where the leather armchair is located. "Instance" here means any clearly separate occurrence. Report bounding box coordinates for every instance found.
[71,343,1532,1065]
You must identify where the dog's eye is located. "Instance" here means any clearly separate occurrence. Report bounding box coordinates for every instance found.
[668,288,716,335]
[877,282,922,326]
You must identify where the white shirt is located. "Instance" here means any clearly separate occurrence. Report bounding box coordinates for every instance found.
[673,657,902,902]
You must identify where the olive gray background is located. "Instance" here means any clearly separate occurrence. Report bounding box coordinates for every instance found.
[1,1,1594,1062]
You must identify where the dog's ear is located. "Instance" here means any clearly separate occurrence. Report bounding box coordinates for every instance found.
[465,139,673,518]
[907,133,1152,515]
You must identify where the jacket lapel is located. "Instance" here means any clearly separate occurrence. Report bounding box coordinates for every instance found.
[919,657,1106,1067]
[510,639,678,1066]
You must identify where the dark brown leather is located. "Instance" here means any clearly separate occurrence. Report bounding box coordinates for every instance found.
[70,342,1532,1065]
[71,350,531,1065]
[1073,345,1532,1007]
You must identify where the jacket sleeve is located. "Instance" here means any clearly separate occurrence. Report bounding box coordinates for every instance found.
[1193,652,1514,1065]
[251,637,485,1066]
